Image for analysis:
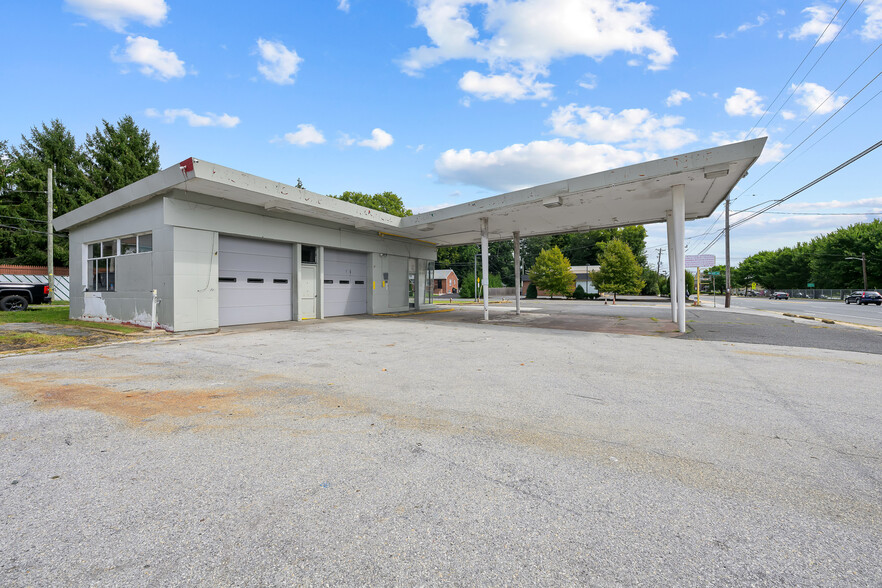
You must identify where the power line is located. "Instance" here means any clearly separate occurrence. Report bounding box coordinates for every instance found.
[752,1,867,136]
[699,139,882,253]
[732,70,882,201]
[744,0,849,140]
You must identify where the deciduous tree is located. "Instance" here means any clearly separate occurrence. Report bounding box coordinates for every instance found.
[590,239,645,297]
[528,246,575,299]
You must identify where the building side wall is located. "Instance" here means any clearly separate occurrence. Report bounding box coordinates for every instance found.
[172,227,219,331]
[66,199,169,327]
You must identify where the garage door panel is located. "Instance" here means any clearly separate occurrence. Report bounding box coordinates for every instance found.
[324,249,367,317]
[218,236,292,326]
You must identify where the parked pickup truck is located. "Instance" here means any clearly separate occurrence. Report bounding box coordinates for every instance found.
[0,282,51,311]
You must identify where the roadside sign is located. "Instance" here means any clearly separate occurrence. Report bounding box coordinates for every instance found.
[685,254,716,268]
[807,283,815,287]
[709,271,721,276]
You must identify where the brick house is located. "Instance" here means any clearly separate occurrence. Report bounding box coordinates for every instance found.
[432,269,459,294]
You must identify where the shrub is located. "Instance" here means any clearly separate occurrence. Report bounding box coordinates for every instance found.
[573,284,586,299]
[586,293,599,300]
[525,283,538,299]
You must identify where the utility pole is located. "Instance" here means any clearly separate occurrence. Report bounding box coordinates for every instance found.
[724,195,731,308]
[862,252,868,290]
[846,253,869,290]
[47,167,54,303]
[655,247,663,295]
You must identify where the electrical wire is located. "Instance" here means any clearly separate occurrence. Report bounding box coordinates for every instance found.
[744,0,849,140]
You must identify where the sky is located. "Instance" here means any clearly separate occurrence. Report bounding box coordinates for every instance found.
[1,0,881,269]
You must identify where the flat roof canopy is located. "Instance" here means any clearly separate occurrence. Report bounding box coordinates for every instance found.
[55,138,766,245]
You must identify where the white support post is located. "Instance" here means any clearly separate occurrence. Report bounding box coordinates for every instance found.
[481,217,490,321]
[666,210,677,323]
[672,184,686,333]
[513,231,521,316]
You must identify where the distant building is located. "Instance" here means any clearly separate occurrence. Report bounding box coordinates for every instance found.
[521,265,600,296]
[433,268,458,294]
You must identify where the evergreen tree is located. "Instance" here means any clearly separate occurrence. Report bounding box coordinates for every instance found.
[85,115,160,196]
[3,120,92,265]
[589,239,645,296]
[528,246,575,299]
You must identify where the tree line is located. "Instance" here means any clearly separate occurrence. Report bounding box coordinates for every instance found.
[729,220,881,290]
[0,117,160,265]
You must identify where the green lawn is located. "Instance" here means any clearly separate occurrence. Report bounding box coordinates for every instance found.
[0,305,145,334]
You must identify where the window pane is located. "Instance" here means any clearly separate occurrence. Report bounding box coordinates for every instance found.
[90,243,101,259]
[138,233,153,253]
[96,259,108,290]
[302,245,316,264]
[107,258,115,291]
[102,240,116,257]
[87,260,96,290]
[121,236,137,254]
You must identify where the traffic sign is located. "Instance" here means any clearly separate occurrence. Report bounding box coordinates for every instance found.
[709,271,721,276]
[807,283,814,287]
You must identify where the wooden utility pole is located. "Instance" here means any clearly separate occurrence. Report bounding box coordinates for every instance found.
[47,167,54,303]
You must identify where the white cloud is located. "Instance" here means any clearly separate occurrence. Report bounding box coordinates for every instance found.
[65,0,168,32]
[282,124,326,146]
[358,128,394,150]
[548,104,697,151]
[400,0,676,101]
[114,36,185,81]
[665,89,691,107]
[412,202,456,214]
[434,139,649,192]
[338,133,356,147]
[790,5,841,44]
[256,39,302,85]
[738,13,769,32]
[781,110,796,120]
[712,129,787,165]
[578,73,598,90]
[861,0,882,39]
[784,197,882,210]
[337,0,351,12]
[146,108,240,128]
[724,87,765,116]
[793,82,848,115]
[716,13,769,39]
[458,70,553,101]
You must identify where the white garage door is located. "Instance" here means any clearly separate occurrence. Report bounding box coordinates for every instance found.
[324,249,367,317]
[218,236,292,326]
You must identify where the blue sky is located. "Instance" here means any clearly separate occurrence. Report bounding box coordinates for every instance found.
[1,0,881,265]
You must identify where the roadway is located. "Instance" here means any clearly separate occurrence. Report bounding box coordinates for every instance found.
[725,295,882,328]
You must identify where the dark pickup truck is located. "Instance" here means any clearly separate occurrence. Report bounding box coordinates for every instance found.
[0,282,51,311]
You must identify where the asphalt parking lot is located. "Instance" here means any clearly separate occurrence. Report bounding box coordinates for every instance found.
[1,308,881,586]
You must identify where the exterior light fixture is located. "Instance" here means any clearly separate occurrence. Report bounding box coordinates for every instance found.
[542,196,563,208]
[703,165,729,180]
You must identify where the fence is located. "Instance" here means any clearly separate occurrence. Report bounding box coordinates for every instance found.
[0,274,71,301]
[0,265,69,276]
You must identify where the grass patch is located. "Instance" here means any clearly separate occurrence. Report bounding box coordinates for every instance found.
[0,332,81,354]
[0,306,144,334]
[649,317,659,322]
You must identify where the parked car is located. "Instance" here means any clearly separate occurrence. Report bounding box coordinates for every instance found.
[769,291,789,300]
[844,291,882,305]
[0,282,51,311]
[746,290,758,296]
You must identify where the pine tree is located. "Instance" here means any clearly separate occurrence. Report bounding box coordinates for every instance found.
[85,115,160,196]
[3,120,92,265]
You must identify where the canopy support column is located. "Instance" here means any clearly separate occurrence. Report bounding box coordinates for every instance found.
[513,231,521,316]
[666,210,677,323]
[481,217,490,321]
[672,184,686,333]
